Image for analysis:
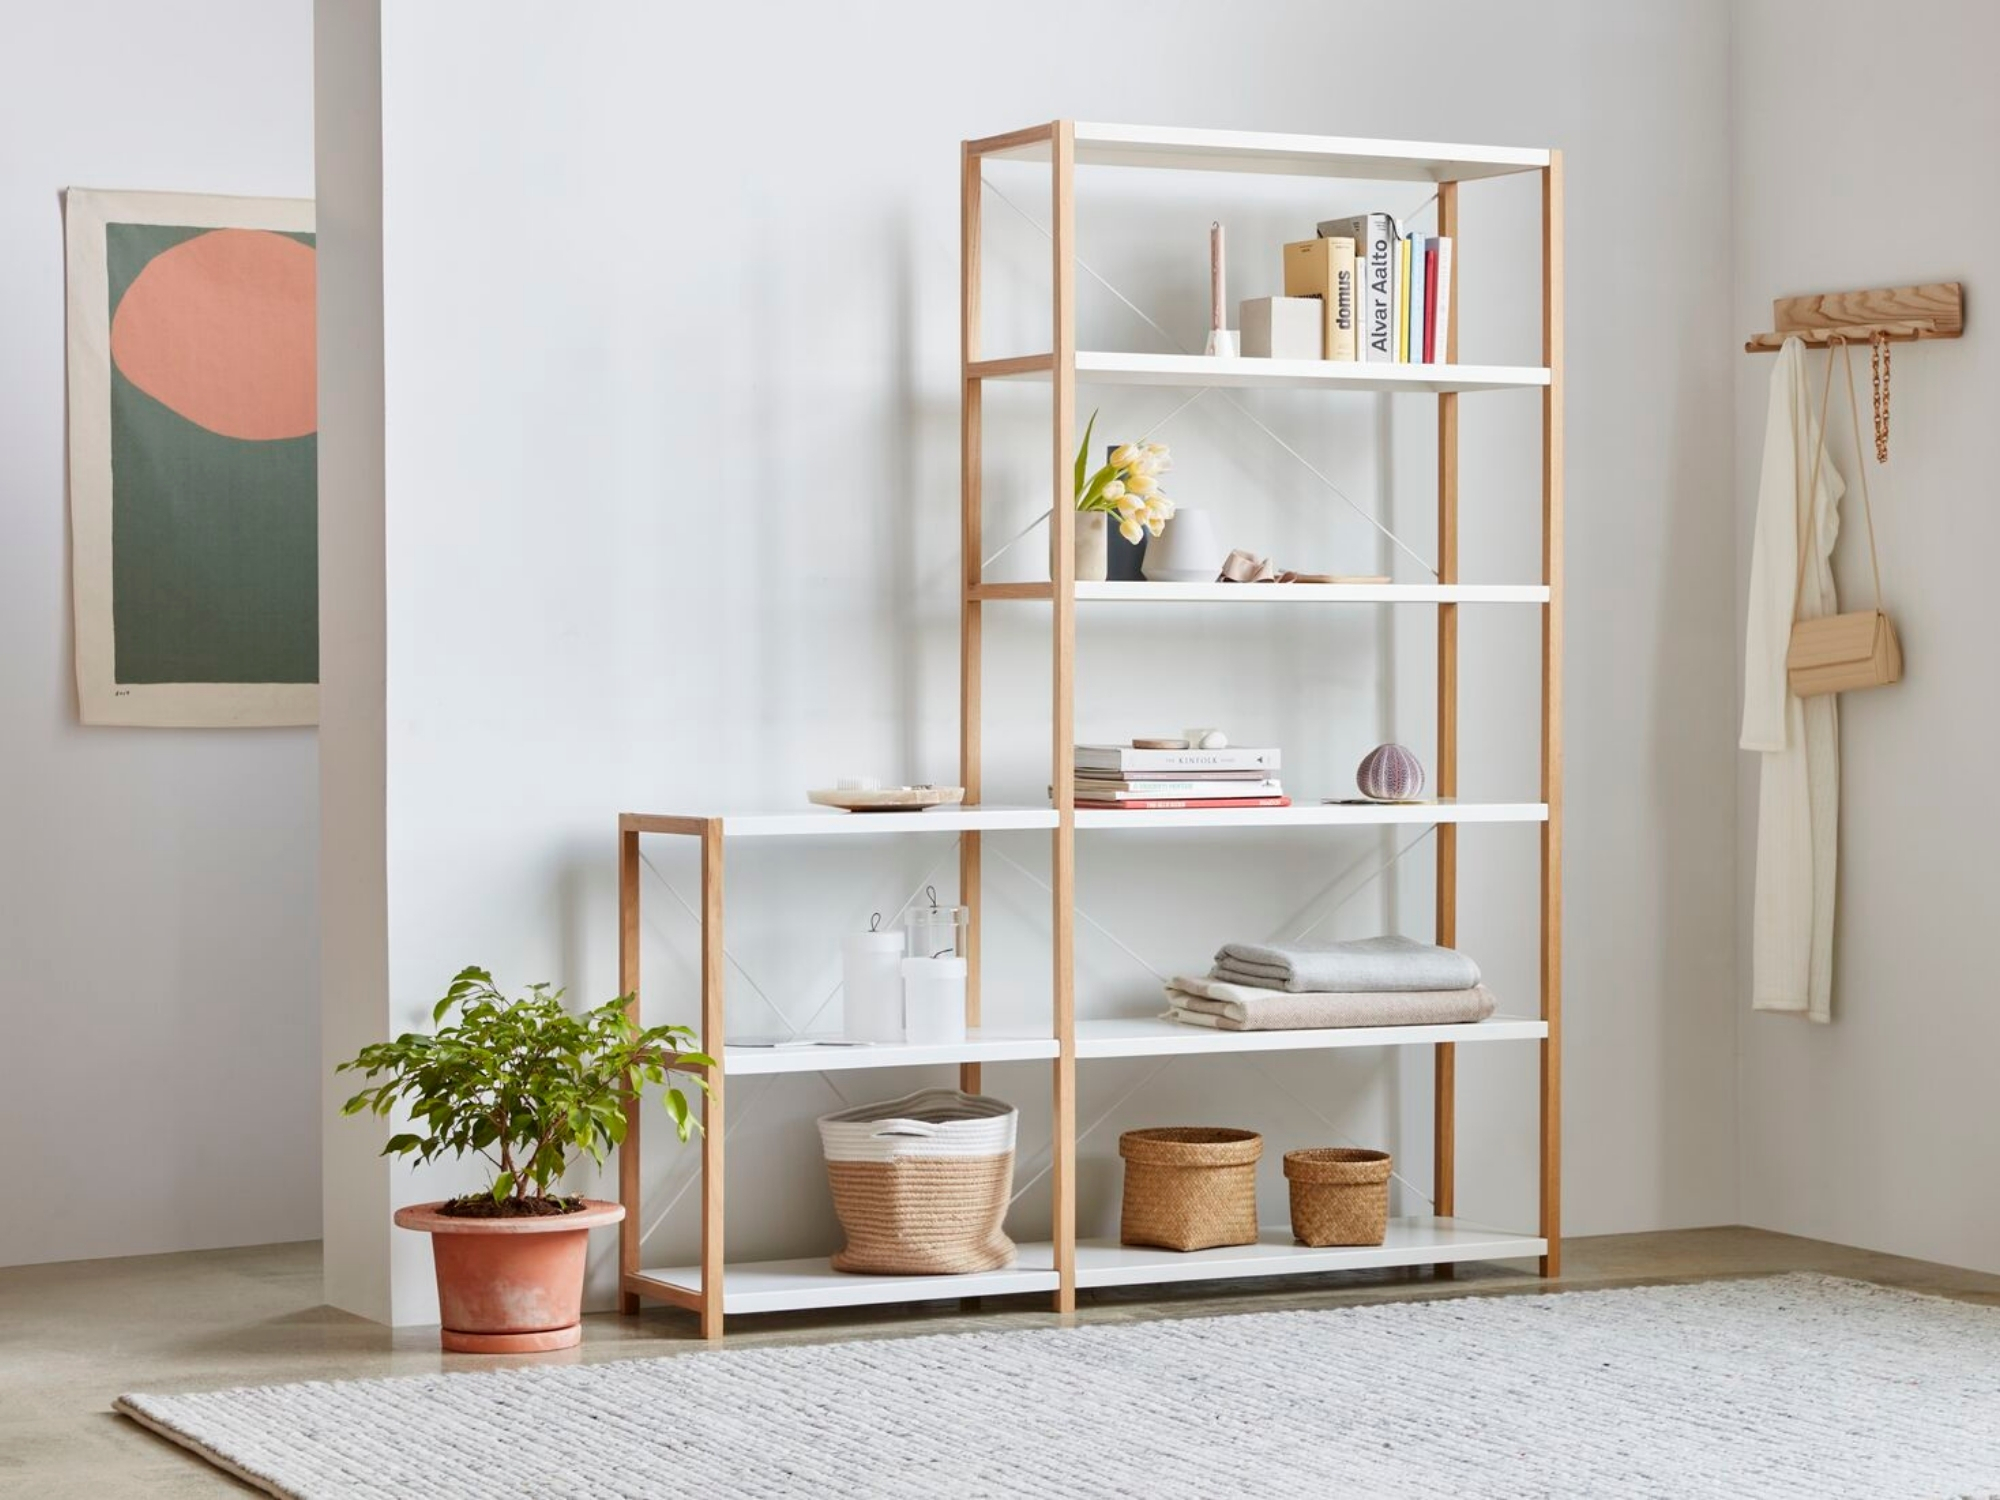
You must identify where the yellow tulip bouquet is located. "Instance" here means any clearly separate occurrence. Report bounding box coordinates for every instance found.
[1074,411,1174,544]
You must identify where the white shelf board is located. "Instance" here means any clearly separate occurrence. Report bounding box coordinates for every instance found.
[977,351,1548,394]
[640,1244,1059,1315]
[986,121,1549,183]
[726,1028,1058,1075]
[1075,1015,1547,1060]
[1074,581,1549,605]
[715,806,1058,838]
[1075,1218,1546,1289]
[1073,799,1547,831]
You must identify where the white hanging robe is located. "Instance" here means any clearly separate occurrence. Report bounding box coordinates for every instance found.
[1741,336,1842,1022]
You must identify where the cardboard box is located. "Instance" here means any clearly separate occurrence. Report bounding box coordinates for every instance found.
[1282,237,1358,360]
[1239,296,1322,359]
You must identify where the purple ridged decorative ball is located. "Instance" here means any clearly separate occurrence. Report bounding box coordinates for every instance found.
[1357,743,1425,802]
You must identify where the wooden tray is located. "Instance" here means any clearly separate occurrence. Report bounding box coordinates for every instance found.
[808,786,966,813]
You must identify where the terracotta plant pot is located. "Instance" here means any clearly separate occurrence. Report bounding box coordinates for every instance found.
[393,1198,624,1353]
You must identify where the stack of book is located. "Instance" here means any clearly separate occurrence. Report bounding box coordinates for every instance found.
[1283,216,1452,364]
[1071,744,1287,810]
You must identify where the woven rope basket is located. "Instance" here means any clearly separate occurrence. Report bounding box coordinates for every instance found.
[1283,1147,1391,1247]
[1118,1127,1262,1252]
[819,1089,1017,1275]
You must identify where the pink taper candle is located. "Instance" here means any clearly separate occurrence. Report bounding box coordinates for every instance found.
[1210,221,1225,333]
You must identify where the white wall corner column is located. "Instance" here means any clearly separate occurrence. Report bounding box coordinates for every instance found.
[315,0,443,1326]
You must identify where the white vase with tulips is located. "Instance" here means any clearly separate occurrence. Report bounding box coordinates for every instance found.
[1069,411,1174,583]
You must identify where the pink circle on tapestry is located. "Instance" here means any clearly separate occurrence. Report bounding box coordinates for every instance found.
[110,228,316,442]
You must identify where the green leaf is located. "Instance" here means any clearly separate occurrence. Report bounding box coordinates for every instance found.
[491,1171,514,1203]
[1073,409,1097,501]
[665,1087,691,1142]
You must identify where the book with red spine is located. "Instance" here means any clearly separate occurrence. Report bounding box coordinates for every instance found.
[1423,238,1441,362]
[1074,795,1292,811]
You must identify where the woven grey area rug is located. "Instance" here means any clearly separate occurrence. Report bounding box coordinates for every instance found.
[118,1275,2000,1500]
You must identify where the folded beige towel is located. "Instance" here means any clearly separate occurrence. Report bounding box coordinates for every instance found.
[1164,976,1497,1031]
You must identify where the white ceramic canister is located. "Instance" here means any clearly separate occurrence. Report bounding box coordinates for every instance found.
[901,956,969,1045]
[842,926,907,1043]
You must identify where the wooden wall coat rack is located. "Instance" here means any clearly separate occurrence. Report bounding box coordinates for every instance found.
[1746,281,1964,352]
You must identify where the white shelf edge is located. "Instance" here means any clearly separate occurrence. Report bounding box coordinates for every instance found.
[1075,1016,1546,1059]
[1073,582,1549,605]
[725,1030,1059,1075]
[984,121,1550,183]
[639,1245,1060,1315]
[714,806,1058,838]
[975,352,1548,393]
[1073,800,1547,831]
[1075,1219,1547,1290]
[637,1219,1543,1312]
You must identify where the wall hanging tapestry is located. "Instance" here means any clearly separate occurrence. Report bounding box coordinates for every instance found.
[64,188,317,726]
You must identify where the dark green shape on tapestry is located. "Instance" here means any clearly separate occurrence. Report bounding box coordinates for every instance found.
[105,222,318,685]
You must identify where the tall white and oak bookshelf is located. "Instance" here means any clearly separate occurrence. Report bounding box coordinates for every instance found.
[616,121,1562,1340]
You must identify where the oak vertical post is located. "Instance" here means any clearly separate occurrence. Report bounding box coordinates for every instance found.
[1433,180,1461,1250]
[960,140,985,1098]
[1539,152,1565,1278]
[1049,119,1078,1315]
[617,822,642,1314]
[698,818,727,1338]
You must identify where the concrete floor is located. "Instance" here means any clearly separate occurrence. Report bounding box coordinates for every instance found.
[5,1227,1998,1497]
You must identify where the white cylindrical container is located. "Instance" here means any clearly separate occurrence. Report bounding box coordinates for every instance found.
[901,956,968,1045]
[905,901,969,962]
[843,929,907,1043]
[1141,506,1223,582]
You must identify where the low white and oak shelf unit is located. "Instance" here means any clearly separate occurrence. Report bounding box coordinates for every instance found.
[616,118,1562,1340]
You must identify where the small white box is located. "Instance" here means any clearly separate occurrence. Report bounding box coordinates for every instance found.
[1238,296,1322,359]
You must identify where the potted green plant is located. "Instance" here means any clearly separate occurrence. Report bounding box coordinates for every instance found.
[1071,410,1175,582]
[338,966,711,1352]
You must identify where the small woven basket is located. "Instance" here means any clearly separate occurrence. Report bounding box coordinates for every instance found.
[1284,1147,1391,1247]
[819,1089,1017,1275]
[1118,1127,1262,1252]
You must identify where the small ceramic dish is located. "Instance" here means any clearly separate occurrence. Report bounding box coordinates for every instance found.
[809,785,966,813]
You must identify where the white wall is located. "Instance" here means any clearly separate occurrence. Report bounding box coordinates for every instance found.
[318,0,1742,1322]
[0,0,320,1268]
[1732,0,2000,1274]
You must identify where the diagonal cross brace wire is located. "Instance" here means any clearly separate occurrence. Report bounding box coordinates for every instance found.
[632,839,963,1246]
[996,826,1441,1209]
[980,178,1438,577]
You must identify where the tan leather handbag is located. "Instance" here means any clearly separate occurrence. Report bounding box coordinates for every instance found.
[1787,338,1902,698]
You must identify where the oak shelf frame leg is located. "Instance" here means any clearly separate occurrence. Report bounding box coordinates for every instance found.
[1432,178,1461,1282]
[1048,119,1079,1317]
[1539,152,1565,1280]
[960,137,985,1102]
[698,819,727,1338]
[617,824,643,1315]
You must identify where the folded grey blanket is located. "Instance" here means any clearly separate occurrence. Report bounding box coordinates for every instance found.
[1211,935,1480,993]
[1165,977,1496,1031]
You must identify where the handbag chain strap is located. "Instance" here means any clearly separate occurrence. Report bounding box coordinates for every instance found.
[1871,330,1892,463]
[1793,335,1887,623]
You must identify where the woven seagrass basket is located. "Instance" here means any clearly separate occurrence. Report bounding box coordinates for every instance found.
[1118,1127,1262,1252]
[818,1089,1017,1275]
[1283,1147,1391,1247]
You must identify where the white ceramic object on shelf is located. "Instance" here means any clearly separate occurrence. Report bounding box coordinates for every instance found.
[901,956,969,1044]
[843,926,907,1042]
[1142,507,1223,582]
